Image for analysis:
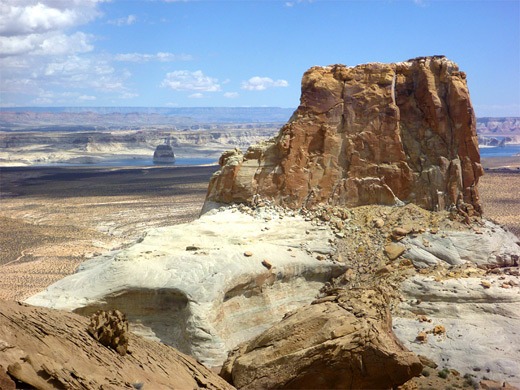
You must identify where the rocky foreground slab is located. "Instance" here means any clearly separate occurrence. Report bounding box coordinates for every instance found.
[0,299,233,390]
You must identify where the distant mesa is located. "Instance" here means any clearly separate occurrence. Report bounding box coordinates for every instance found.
[153,140,175,164]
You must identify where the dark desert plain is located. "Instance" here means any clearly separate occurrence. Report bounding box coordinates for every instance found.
[0,156,518,302]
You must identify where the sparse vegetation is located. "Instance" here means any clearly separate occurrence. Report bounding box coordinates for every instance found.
[439,368,450,379]
[422,368,431,377]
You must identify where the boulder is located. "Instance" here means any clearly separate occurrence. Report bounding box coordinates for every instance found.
[221,288,422,389]
[205,56,483,214]
[385,243,406,260]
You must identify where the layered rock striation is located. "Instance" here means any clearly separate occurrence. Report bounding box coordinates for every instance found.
[0,299,233,390]
[205,56,483,214]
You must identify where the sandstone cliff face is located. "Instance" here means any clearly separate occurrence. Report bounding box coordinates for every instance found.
[206,56,483,214]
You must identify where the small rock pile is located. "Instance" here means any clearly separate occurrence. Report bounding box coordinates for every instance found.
[87,309,129,356]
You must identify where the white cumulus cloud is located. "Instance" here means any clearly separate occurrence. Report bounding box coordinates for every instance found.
[0,0,104,37]
[189,93,204,99]
[0,1,105,58]
[241,76,289,91]
[0,30,94,57]
[160,70,221,92]
[224,92,238,98]
[0,0,139,105]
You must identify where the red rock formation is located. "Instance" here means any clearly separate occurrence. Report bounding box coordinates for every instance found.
[205,56,483,213]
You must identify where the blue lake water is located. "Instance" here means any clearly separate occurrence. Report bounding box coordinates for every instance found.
[32,158,218,167]
[479,146,520,158]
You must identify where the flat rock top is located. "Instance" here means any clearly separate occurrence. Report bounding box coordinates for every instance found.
[0,299,234,390]
[26,207,337,311]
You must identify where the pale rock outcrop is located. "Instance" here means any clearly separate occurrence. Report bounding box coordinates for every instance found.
[221,288,422,389]
[0,299,233,390]
[26,207,346,367]
[153,143,175,163]
[206,56,483,214]
[393,274,520,387]
[402,220,520,268]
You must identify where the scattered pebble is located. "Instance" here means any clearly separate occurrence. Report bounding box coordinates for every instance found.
[481,280,491,289]
[417,332,428,343]
[261,259,273,270]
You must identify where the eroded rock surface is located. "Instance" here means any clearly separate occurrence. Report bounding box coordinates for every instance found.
[0,299,233,390]
[401,220,520,268]
[88,309,129,356]
[393,273,520,387]
[221,288,422,389]
[205,56,483,214]
[26,206,346,367]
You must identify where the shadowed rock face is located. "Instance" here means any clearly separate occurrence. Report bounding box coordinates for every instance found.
[206,56,483,214]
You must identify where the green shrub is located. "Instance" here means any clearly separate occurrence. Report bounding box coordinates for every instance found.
[462,374,476,388]
[438,368,450,379]
[422,368,430,377]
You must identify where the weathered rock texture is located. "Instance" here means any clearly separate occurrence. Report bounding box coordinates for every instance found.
[88,309,129,356]
[221,288,422,389]
[0,299,234,390]
[402,220,520,268]
[206,56,483,214]
[393,273,520,387]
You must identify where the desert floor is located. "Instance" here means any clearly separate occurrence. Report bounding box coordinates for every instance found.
[0,161,518,301]
[0,164,218,301]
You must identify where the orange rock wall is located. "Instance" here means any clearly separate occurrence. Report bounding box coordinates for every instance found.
[206,56,483,213]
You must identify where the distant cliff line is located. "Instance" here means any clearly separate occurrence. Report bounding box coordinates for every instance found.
[0,107,295,125]
[0,107,518,129]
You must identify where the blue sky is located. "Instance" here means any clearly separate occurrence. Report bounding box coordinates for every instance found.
[0,0,519,117]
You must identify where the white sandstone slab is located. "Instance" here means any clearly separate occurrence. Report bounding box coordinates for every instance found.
[393,275,520,386]
[26,207,346,366]
[402,220,520,268]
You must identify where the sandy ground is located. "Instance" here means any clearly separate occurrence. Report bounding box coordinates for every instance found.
[0,165,218,301]
[0,162,518,302]
[481,155,520,170]
[479,170,520,238]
